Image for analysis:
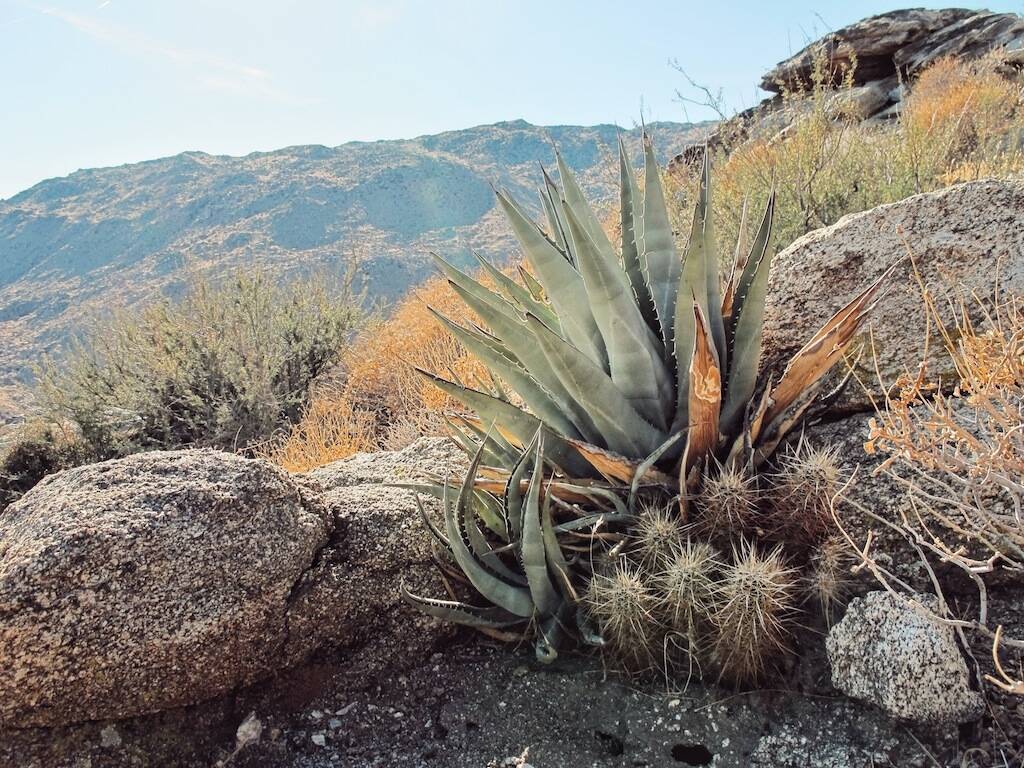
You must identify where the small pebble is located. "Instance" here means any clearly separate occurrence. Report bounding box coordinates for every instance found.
[100,725,122,748]
[311,733,326,747]
[328,718,343,730]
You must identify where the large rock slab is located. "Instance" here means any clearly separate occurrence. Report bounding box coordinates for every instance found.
[827,591,985,725]
[0,439,462,730]
[763,179,1024,412]
[0,450,332,728]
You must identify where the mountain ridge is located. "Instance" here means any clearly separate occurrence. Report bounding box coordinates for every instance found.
[0,119,709,412]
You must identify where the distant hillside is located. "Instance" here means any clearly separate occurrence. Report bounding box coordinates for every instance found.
[0,119,707,411]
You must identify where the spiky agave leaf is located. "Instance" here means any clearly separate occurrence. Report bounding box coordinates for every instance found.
[494,190,605,365]
[560,188,673,429]
[637,134,683,350]
[719,191,776,438]
[618,136,658,332]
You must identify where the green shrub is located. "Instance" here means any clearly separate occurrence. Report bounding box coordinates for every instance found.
[38,269,362,459]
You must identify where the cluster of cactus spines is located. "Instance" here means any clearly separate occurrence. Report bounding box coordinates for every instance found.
[694,463,759,534]
[768,439,843,540]
[805,536,852,625]
[634,502,685,564]
[710,541,798,683]
[657,539,719,641]
[585,561,662,671]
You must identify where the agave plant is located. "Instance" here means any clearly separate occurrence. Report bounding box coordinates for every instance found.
[401,430,625,660]
[402,133,891,661]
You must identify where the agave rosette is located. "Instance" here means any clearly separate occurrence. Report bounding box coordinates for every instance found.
[401,134,892,660]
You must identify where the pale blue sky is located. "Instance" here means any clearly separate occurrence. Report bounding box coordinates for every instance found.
[2,0,1021,198]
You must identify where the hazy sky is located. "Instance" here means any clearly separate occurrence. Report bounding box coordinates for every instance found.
[2,0,1022,198]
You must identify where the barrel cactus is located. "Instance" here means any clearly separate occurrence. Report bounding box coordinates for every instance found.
[402,134,890,673]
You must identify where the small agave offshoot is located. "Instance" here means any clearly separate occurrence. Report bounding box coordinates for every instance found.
[401,132,893,663]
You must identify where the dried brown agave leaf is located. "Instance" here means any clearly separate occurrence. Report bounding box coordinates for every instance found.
[568,438,676,487]
[763,262,898,430]
[683,300,722,480]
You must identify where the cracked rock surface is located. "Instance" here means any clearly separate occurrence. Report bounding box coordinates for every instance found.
[826,591,986,725]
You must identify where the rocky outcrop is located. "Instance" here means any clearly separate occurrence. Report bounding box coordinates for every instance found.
[671,9,1024,166]
[0,439,462,729]
[762,179,1024,413]
[827,592,985,725]
[761,9,1024,96]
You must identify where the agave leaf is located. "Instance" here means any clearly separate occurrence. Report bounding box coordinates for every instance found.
[577,610,606,646]
[471,252,561,331]
[718,200,775,439]
[461,488,524,584]
[449,414,519,468]
[762,261,897,430]
[568,439,676,487]
[618,136,658,332]
[628,430,686,511]
[672,192,712,430]
[561,191,672,428]
[394,476,507,538]
[540,167,572,261]
[445,441,535,618]
[525,313,665,457]
[431,253,513,318]
[504,441,532,541]
[636,134,682,349]
[683,300,721,477]
[429,308,581,439]
[518,267,547,302]
[721,197,750,319]
[415,494,449,549]
[697,150,727,366]
[555,150,617,262]
[541,491,576,602]
[723,375,773,469]
[535,610,567,663]
[727,191,775,339]
[444,281,603,444]
[401,589,524,629]
[522,433,562,618]
[494,190,606,365]
[416,368,594,477]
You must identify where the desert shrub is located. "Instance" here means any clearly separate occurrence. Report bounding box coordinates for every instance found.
[0,422,89,511]
[39,269,362,460]
[859,283,1024,696]
[867,289,1024,566]
[261,266,499,471]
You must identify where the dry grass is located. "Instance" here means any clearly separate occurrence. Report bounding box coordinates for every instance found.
[866,289,1024,568]
[671,54,1024,259]
[261,268,499,471]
